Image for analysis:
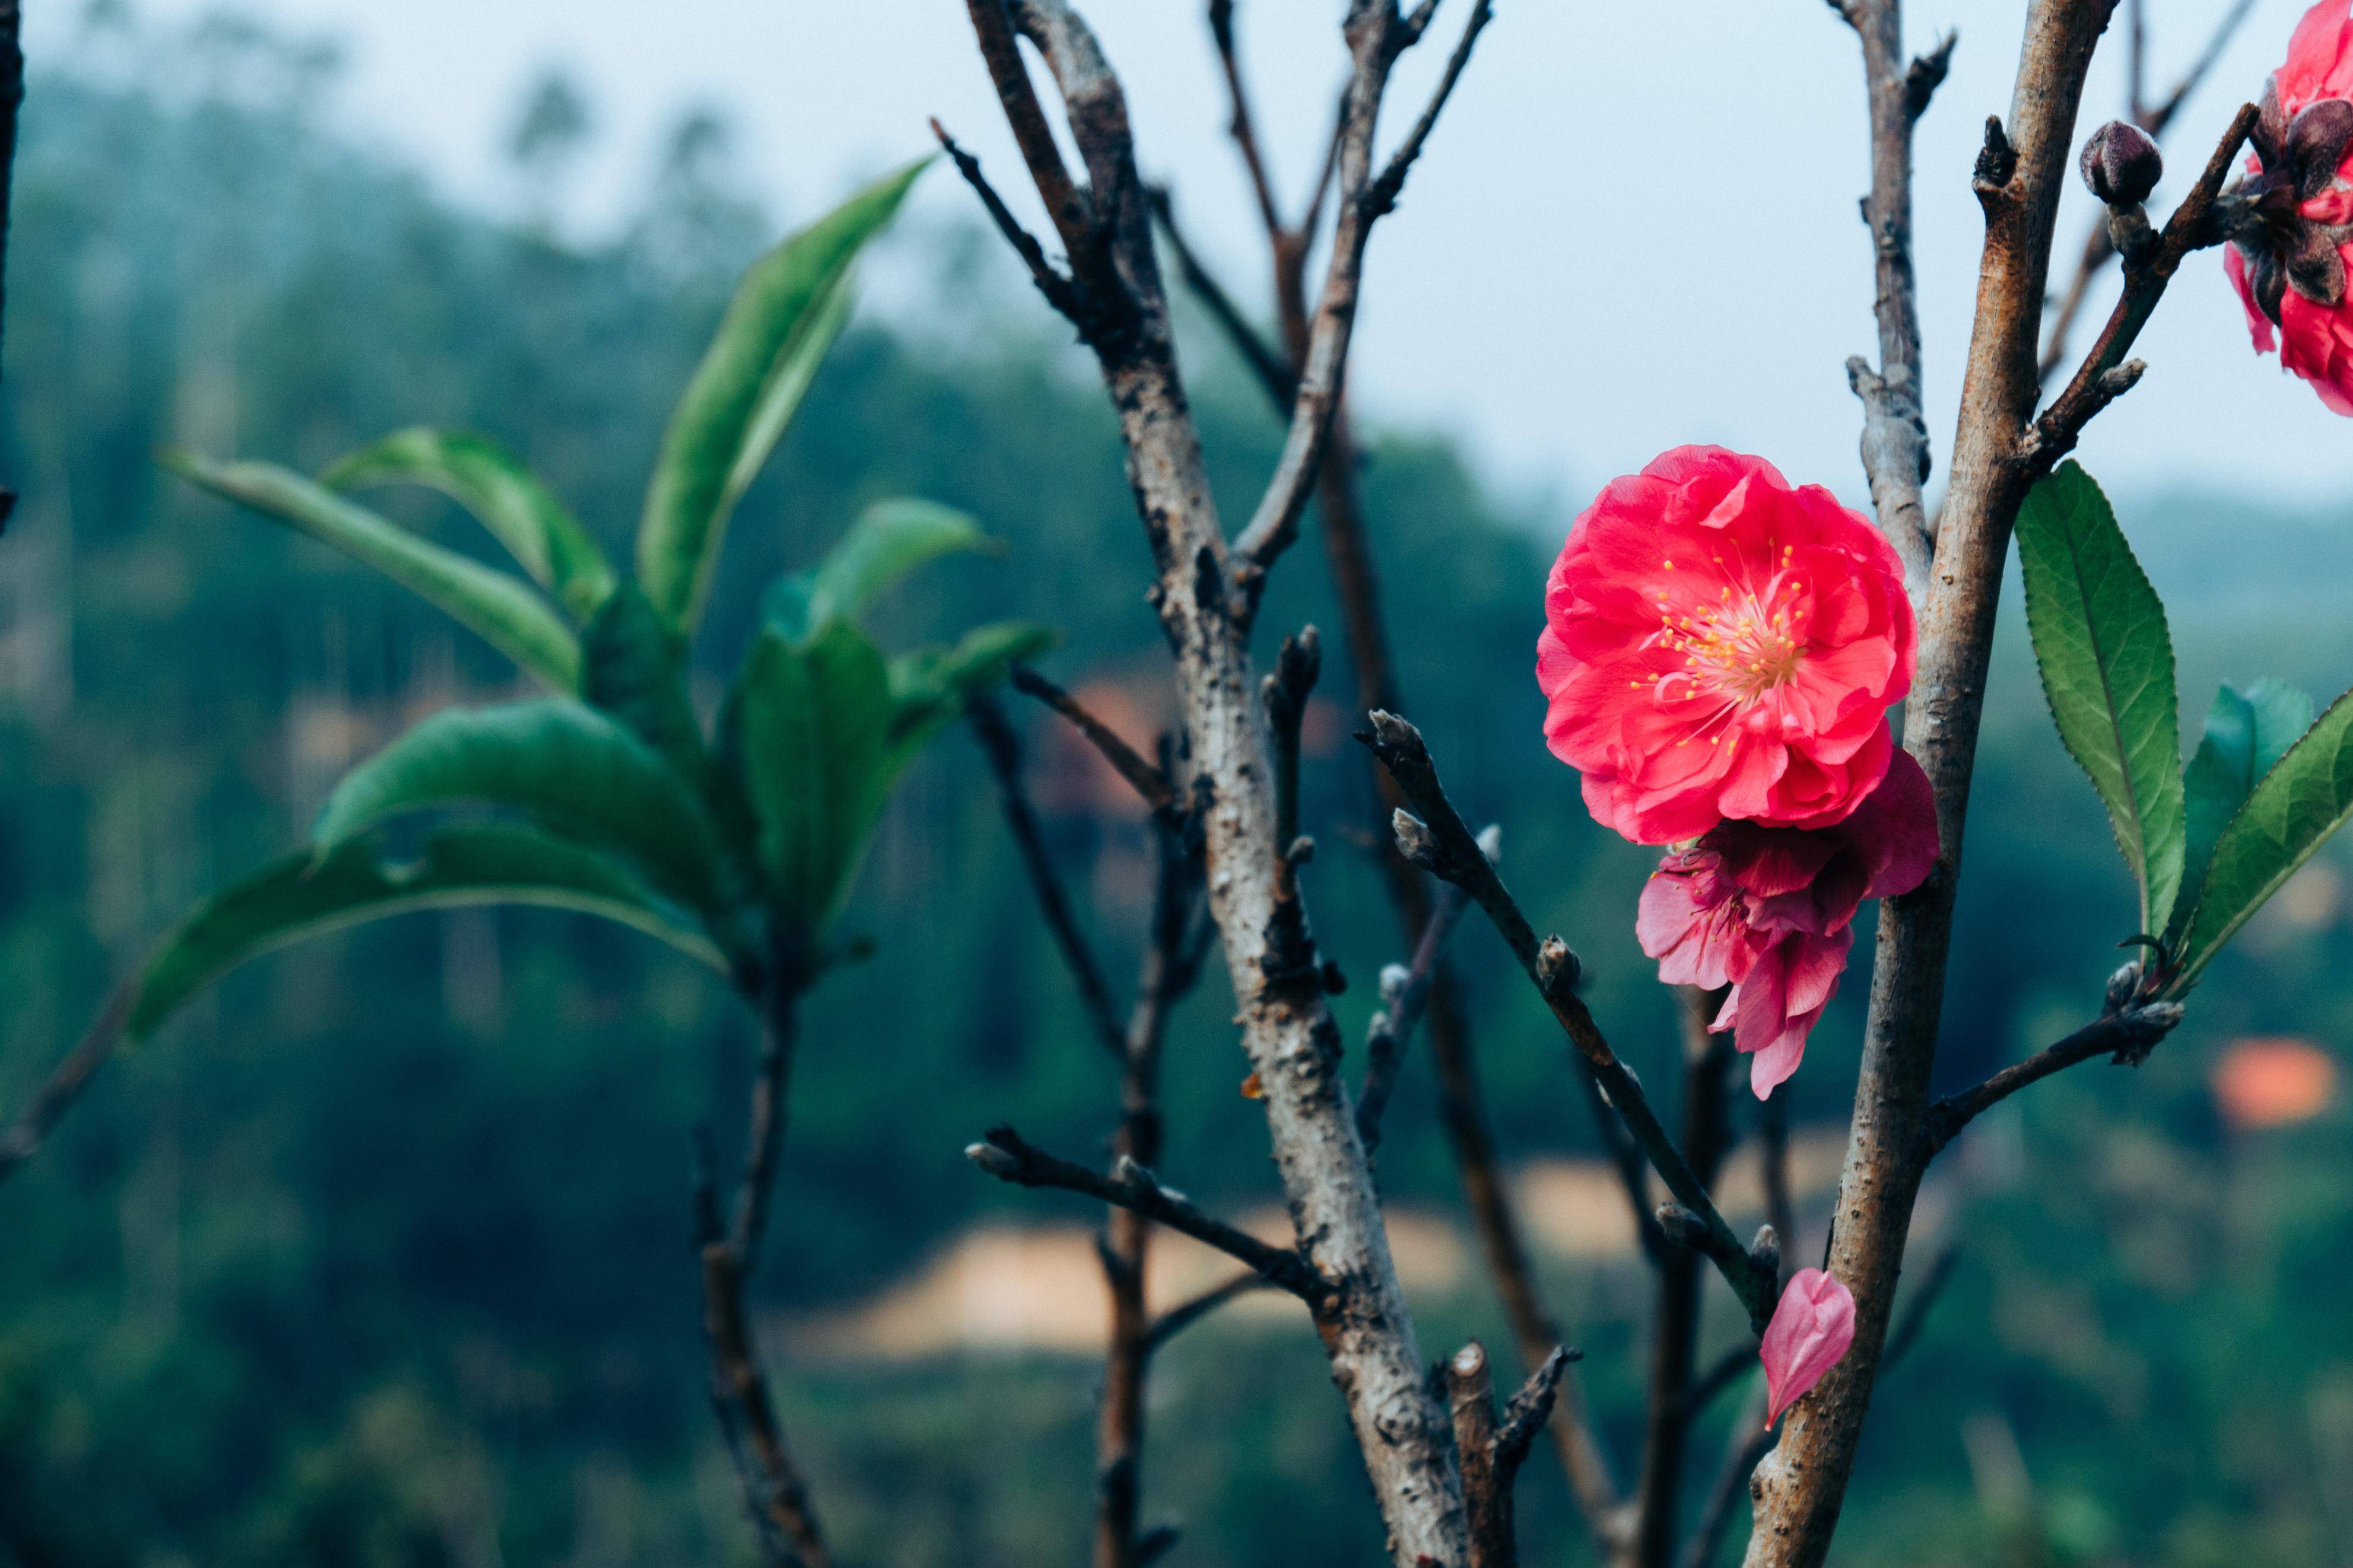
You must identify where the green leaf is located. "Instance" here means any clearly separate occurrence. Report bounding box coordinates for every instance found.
[128,827,724,1042]
[2015,461,2186,936]
[323,428,617,622]
[887,619,1060,753]
[166,450,580,694]
[764,498,1001,640]
[313,700,726,912]
[2172,683,2353,991]
[730,621,894,924]
[637,158,929,632]
[582,581,709,787]
[2174,678,2315,941]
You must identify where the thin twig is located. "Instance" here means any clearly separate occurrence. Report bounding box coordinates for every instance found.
[1361,712,1779,1331]
[931,118,1093,327]
[1230,0,1494,593]
[697,971,834,1568]
[1924,1001,2182,1155]
[1148,186,1297,406]
[1356,855,1481,1153]
[1830,0,1949,594]
[970,694,1129,1061]
[1450,1340,1574,1568]
[967,1125,1326,1303]
[1678,1389,1774,1568]
[1880,1240,1958,1370]
[1009,665,1183,823]
[2025,101,2259,469]
[1144,1269,1273,1352]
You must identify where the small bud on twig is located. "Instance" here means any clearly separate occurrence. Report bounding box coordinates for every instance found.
[2079,119,2163,206]
[1750,1223,1782,1281]
[1392,808,1442,871]
[966,1140,1020,1178]
[1656,1203,1709,1251]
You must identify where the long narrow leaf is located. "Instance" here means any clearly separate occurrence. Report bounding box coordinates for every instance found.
[2173,683,2353,991]
[167,451,580,693]
[637,157,929,632]
[324,427,616,622]
[766,498,1000,640]
[129,828,725,1042]
[2173,678,2314,942]
[313,700,726,911]
[731,622,894,923]
[2015,462,2186,935]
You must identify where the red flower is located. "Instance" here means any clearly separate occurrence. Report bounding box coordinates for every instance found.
[1636,751,1936,1097]
[2221,2,2353,413]
[1537,447,1914,845]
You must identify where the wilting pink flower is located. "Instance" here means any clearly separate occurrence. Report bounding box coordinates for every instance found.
[2221,2,2353,412]
[1637,751,1936,1096]
[1537,447,1914,845]
[1760,1268,1856,1427]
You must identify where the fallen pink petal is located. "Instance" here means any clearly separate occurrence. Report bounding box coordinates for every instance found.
[1761,1268,1859,1428]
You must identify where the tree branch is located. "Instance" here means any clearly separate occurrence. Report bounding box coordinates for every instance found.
[1148,185,1298,407]
[1831,0,1949,594]
[0,0,22,530]
[1230,0,1494,594]
[1361,712,1779,1333]
[2025,100,2257,470]
[967,1125,1326,1303]
[1144,1269,1273,1353]
[1745,5,2126,1560]
[951,5,1471,1554]
[970,693,1130,1061]
[1008,664,1185,826]
[1924,1001,2182,1155]
[698,972,833,1568]
[1450,1341,1576,1568]
[1356,841,1483,1153]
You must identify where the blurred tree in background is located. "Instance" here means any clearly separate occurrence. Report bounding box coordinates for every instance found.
[0,9,2348,1567]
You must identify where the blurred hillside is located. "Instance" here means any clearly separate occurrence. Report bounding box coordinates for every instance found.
[0,14,2349,1568]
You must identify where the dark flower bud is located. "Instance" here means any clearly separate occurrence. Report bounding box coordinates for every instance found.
[2079,120,2163,206]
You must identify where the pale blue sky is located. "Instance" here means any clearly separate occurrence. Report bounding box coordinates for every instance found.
[27,0,2349,512]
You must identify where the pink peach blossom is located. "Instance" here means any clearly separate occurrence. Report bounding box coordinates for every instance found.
[1538,447,1914,845]
[2221,2,2353,413]
[1638,751,1937,1096]
[1760,1268,1857,1427]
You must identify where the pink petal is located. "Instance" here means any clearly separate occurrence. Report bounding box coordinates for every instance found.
[1760,1268,1857,1426]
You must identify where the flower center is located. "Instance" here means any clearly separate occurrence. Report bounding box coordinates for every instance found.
[1652,570,1807,715]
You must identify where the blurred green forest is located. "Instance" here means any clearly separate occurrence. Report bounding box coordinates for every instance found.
[1,12,2349,1568]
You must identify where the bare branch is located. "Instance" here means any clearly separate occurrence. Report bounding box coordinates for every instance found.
[1831,0,1948,594]
[1356,847,1482,1153]
[954,4,1470,1552]
[1880,1241,1959,1371]
[1231,0,1495,591]
[1494,1347,1576,1483]
[1009,664,1184,824]
[2142,0,2260,133]
[964,0,1090,259]
[1262,625,1322,854]
[1925,1001,2182,1155]
[1750,4,2136,1555]
[1680,1389,1773,1568]
[932,118,1093,329]
[1360,711,1779,1332]
[1206,0,1285,240]
[1368,0,1496,216]
[2026,101,2258,469]
[967,1125,1326,1303]
[0,977,135,1187]
[1149,185,1298,407]
[1633,1000,1739,1568]
[970,693,1129,1061]
[697,1013,835,1568]
[1144,1269,1274,1352]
